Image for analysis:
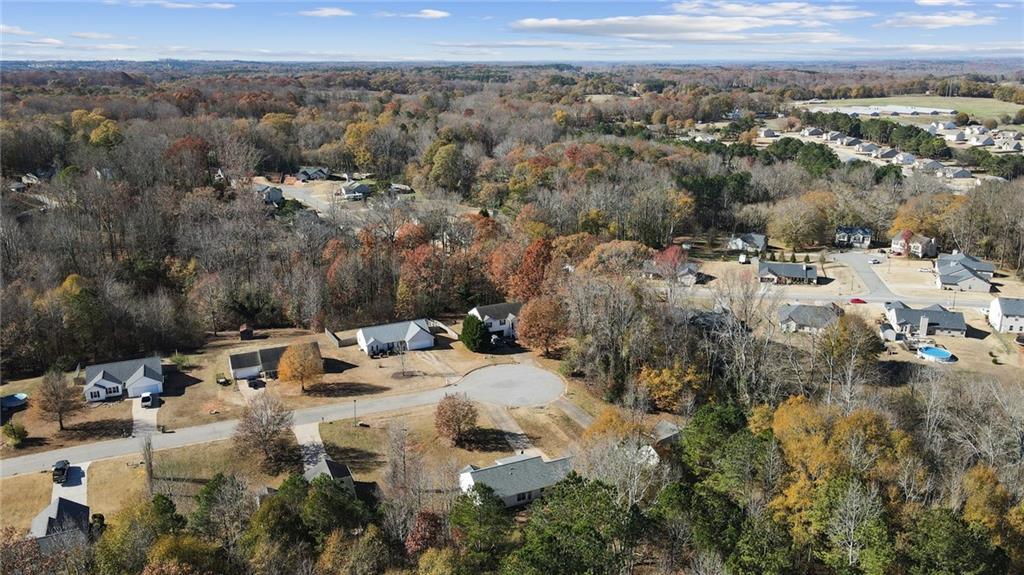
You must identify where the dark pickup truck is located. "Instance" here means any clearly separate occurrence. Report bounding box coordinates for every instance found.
[52,460,70,484]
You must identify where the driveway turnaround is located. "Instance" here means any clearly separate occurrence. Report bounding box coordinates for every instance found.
[0,363,566,478]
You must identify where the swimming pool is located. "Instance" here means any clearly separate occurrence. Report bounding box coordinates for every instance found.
[917,346,956,363]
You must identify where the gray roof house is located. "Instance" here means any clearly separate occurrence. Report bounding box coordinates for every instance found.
[459,454,573,508]
[304,456,356,495]
[835,226,872,249]
[254,184,284,205]
[855,142,879,154]
[935,253,995,292]
[227,341,321,380]
[296,166,330,181]
[651,420,681,446]
[469,302,523,338]
[872,147,900,159]
[800,127,823,137]
[988,297,1024,334]
[31,497,91,540]
[778,303,842,333]
[356,319,434,356]
[885,302,966,338]
[757,260,819,284]
[728,232,767,253]
[82,356,163,402]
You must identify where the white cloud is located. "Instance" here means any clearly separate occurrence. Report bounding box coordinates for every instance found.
[378,9,451,19]
[119,1,234,8]
[407,9,450,19]
[71,32,115,39]
[298,7,354,17]
[433,40,672,51]
[672,1,873,20]
[993,2,1014,6]
[1,24,35,36]
[878,10,997,28]
[511,15,856,43]
[915,0,970,5]
[5,37,64,47]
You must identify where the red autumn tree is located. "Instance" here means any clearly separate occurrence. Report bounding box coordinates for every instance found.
[405,510,445,556]
[517,294,566,357]
[434,393,478,446]
[508,238,552,302]
[165,135,211,189]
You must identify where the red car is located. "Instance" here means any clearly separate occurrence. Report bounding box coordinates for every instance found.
[849,298,867,304]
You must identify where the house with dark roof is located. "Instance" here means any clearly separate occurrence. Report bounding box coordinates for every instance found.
[468,302,523,339]
[935,253,994,292]
[254,184,284,205]
[728,232,767,254]
[651,420,681,447]
[304,455,356,496]
[835,226,872,249]
[82,356,163,402]
[296,166,330,182]
[227,341,320,380]
[30,497,92,545]
[778,303,842,334]
[757,260,819,285]
[356,319,434,356]
[988,297,1024,334]
[885,302,966,338]
[459,454,573,508]
[871,147,899,159]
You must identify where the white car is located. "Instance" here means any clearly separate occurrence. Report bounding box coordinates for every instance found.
[868,258,880,264]
[140,392,157,408]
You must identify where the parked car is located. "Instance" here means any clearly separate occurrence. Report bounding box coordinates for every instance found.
[868,258,880,264]
[140,392,156,408]
[849,298,867,304]
[216,373,230,386]
[52,460,70,484]
[247,379,264,390]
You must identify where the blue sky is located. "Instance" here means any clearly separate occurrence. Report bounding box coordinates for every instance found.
[1,1,1022,62]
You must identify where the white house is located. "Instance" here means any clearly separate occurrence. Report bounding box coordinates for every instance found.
[872,147,899,159]
[758,127,778,138]
[916,159,945,172]
[998,140,1023,152]
[468,302,523,339]
[227,342,320,380]
[892,152,917,166]
[824,131,844,142]
[885,302,966,338]
[778,303,842,334]
[943,131,966,143]
[728,232,767,253]
[459,454,573,508]
[800,127,823,137]
[835,226,872,249]
[988,297,1024,333]
[935,253,994,292]
[965,125,989,135]
[840,136,862,147]
[890,230,938,258]
[939,167,972,179]
[854,142,879,154]
[968,134,995,147]
[82,356,163,402]
[930,121,957,131]
[356,319,434,356]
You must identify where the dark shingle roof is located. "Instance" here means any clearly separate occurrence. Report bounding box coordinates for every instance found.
[997,297,1024,317]
[472,302,523,320]
[358,319,431,345]
[228,342,318,374]
[465,454,573,500]
[304,456,353,482]
[778,304,841,330]
[889,303,966,332]
[84,357,163,386]
[758,261,818,281]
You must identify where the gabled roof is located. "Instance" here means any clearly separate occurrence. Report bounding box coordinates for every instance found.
[937,253,995,274]
[464,454,573,500]
[228,342,318,374]
[303,456,353,483]
[778,303,841,330]
[733,232,767,250]
[358,319,431,346]
[888,303,966,332]
[652,420,681,444]
[836,226,872,236]
[938,266,989,287]
[758,260,818,281]
[995,297,1024,317]
[472,302,523,321]
[84,357,163,388]
[30,497,90,538]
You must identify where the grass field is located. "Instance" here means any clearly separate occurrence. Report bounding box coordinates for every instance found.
[814,96,1022,120]
[0,472,52,535]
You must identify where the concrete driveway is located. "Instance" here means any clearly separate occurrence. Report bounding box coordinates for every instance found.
[293,422,326,472]
[30,461,91,536]
[832,251,896,300]
[131,398,159,436]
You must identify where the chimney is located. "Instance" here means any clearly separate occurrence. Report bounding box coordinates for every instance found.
[919,314,930,337]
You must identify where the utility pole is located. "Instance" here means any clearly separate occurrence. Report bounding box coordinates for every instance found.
[352,399,357,427]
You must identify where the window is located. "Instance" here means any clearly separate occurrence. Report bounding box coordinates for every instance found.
[516,492,527,502]
[89,391,101,400]
[499,319,506,326]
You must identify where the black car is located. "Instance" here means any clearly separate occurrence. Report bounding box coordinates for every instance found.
[52,460,70,484]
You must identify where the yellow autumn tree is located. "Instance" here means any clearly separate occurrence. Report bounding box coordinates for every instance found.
[963,464,1011,545]
[888,193,963,239]
[583,406,641,442]
[638,361,704,413]
[277,342,324,393]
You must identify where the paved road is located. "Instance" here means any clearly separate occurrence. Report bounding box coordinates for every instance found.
[0,364,565,478]
[829,251,991,308]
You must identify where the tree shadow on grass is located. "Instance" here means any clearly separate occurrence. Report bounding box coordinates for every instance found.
[323,358,357,374]
[161,371,203,398]
[462,427,510,452]
[60,418,132,440]
[323,444,386,474]
[305,382,390,398]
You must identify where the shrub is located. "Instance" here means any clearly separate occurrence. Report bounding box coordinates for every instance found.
[2,422,27,448]
[170,352,194,371]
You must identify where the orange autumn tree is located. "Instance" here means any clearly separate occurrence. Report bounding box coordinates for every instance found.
[277,342,324,393]
[638,360,705,413]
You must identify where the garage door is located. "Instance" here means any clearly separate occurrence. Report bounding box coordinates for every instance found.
[128,381,162,397]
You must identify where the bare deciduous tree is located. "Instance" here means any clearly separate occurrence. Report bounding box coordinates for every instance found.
[233,393,293,469]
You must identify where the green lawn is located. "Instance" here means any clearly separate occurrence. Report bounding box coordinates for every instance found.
[812,96,1022,120]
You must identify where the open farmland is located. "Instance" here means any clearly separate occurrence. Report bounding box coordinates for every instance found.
[813,96,1022,119]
